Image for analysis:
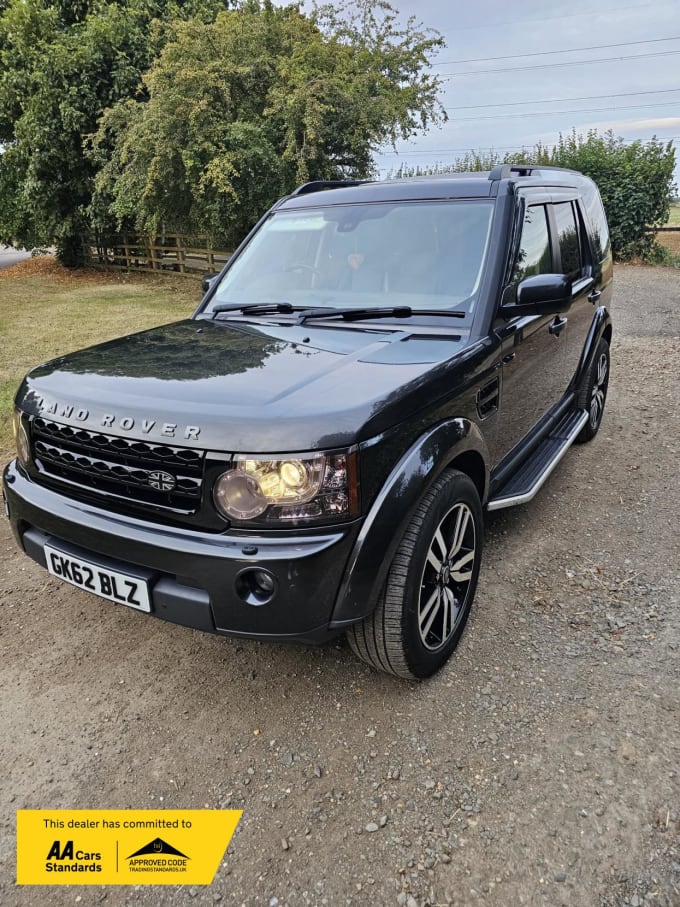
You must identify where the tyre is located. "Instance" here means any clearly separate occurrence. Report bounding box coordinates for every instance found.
[575,338,610,444]
[347,470,483,679]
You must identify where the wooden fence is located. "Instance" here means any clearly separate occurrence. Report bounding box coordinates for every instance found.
[83,234,232,277]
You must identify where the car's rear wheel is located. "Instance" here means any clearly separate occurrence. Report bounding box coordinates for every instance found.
[347,470,483,679]
[575,337,610,444]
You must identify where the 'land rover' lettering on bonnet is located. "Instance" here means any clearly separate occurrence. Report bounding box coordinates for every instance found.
[100,415,201,440]
[38,400,200,440]
[41,402,89,422]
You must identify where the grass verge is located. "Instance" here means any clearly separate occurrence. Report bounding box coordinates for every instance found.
[0,257,197,457]
[655,230,680,267]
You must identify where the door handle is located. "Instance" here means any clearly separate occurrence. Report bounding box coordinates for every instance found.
[588,290,601,304]
[549,316,567,336]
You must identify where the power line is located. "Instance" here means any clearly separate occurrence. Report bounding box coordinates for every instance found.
[441,49,680,77]
[444,88,680,111]
[448,101,680,123]
[434,35,680,67]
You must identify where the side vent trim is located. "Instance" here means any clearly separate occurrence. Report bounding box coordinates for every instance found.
[476,378,500,419]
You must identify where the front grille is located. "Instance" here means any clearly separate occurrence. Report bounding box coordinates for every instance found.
[30,418,206,512]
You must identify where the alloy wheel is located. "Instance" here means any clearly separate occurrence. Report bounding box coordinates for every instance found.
[590,350,609,430]
[417,503,476,651]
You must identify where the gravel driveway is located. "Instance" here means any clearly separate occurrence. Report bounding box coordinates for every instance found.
[1,264,678,907]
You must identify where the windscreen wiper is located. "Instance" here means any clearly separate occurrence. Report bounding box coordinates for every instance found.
[210,302,467,324]
[211,302,295,318]
[296,306,467,324]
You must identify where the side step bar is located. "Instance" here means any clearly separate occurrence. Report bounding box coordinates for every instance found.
[487,410,589,511]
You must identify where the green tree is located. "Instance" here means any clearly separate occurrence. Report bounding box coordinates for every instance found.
[91,0,445,248]
[397,131,677,262]
[506,131,677,261]
[0,0,229,264]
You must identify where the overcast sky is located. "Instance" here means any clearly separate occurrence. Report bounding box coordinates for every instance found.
[360,0,679,186]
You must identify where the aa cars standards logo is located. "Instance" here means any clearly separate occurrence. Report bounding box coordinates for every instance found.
[44,840,102,875]
[16,810,241,886]
[126,837,189,875]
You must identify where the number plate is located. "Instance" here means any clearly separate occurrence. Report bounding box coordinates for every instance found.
[44,545,151,613]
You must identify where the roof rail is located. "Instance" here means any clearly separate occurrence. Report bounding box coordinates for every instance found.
[290,179,369,197]
[488,164,535,181]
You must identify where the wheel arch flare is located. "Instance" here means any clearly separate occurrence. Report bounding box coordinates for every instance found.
[329,418,489,627]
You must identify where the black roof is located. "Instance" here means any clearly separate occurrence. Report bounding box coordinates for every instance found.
[279,166,592,208]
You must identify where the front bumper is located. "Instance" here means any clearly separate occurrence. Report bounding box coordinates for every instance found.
[3,460,360,643]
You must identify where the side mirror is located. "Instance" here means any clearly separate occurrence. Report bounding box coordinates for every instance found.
[201,273,219,294]
[502,274,572,317]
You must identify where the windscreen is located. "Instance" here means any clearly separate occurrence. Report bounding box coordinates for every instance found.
[206,200,494,314]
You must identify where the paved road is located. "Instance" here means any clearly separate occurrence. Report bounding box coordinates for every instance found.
[0,245,31,269]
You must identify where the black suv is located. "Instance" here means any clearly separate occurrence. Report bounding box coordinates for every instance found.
[4,165,613,679]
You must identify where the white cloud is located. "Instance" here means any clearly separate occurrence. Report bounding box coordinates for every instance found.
[581,117,680,131]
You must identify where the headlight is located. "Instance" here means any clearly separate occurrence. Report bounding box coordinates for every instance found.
[213,451,359,524]
[12,409,30,468]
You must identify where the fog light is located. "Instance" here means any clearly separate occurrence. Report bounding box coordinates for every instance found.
[235,568,278,606]
[253,570,275,595]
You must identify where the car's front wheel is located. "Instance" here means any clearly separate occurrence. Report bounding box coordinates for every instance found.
[347,470,483,679]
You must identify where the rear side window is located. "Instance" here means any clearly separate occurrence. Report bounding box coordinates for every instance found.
[580,181,611,262]
[511,205,552,287]
[553,202,582,276]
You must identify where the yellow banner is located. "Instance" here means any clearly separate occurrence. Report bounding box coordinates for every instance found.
[16,810,241,885]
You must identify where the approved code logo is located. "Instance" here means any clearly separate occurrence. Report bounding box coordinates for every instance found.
[17,810,241,886]
[127,837,189,874]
